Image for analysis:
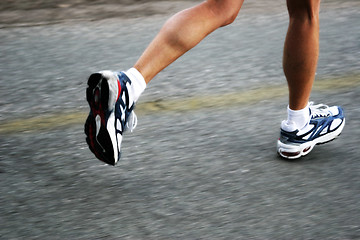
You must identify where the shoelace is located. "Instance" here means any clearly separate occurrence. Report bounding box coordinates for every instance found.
[309,102,332,118]
[126,111,137,132]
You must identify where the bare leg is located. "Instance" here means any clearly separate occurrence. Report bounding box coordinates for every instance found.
[283,0,321,110]
[134,0,244,84]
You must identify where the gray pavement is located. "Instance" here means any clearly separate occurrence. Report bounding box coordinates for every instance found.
[0,1,359,239]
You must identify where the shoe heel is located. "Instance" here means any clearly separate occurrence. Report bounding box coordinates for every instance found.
[86,73,102,106]
[86,73,110,116]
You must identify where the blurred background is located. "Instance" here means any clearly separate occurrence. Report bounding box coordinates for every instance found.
[0,0,359,239]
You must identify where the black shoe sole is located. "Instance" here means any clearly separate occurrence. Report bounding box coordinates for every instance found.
[84,73,117,166]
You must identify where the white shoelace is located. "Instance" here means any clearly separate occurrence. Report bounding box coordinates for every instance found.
[309,102,332,118]
[126,111,138,132]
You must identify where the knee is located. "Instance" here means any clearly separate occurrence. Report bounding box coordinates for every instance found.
[207,0,243,26]
[287,0,320,23]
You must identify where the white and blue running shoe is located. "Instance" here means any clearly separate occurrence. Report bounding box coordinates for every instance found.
[84,71,138,165]
[277,102,345,159]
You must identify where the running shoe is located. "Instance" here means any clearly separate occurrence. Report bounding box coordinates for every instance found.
[277,102,345,159]
[84,71,137,165]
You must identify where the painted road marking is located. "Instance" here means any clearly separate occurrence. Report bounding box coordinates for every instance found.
[0,75,359,135]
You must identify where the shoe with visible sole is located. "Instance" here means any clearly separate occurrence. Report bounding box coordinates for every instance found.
[277,102,345,159]
[84,71,137,165]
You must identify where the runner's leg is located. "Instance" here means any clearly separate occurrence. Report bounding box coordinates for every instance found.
[134,0,244,84]
[283,0,321,110]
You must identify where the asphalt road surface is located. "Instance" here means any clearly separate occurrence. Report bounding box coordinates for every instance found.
[0,1,359,239]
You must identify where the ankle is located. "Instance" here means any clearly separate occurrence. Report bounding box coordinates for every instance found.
[282,104,310,131]
[124,68,147,102]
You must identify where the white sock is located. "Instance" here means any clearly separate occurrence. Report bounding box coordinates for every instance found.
[281,104,310,132]
[124,67,146,103]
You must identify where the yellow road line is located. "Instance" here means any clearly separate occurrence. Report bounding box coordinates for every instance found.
[0,75,359,135]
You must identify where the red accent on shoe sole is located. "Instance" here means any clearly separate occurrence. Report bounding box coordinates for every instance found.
[117,78,122,101]
[89,121,101,160]
[303,146,311,153]
[281,150,300,157]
